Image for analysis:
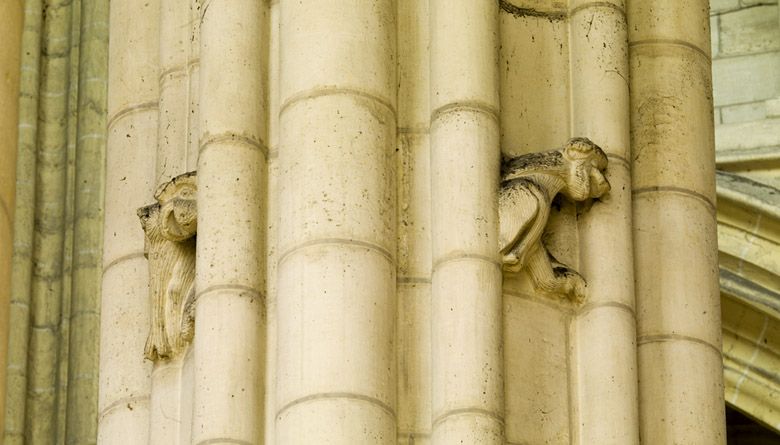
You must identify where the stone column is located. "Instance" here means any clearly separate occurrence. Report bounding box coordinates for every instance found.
[3,0,42,441]
[0,0,24,434]
[397,0,432,444]
[275,0,397,443]
[429,1,503,444]
[97,0,160,442]
[66,0,108,443]
[191,0,266,443]
[569,1,639,444]
[24,0,73,441]
[628,1,726,443]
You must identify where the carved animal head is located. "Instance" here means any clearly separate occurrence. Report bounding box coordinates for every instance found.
[154,172,197,242]
[560,137,610,201]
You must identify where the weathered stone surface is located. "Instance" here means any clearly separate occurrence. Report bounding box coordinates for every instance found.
[720,101,766,124]
[719,5,780,56]
[713,51,780,106]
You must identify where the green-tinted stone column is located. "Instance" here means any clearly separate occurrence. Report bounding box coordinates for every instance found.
[66,0,108,443]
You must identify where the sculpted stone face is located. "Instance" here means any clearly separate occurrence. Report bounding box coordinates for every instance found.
[499,137,610,302]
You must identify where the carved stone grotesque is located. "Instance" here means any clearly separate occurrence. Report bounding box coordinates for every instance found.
[499,138,610,302]
[137,171,197,361]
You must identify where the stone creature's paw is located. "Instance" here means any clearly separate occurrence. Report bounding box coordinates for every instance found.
[554,266,587,303]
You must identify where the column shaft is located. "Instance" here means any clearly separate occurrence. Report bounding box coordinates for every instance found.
[628,1,726,443]
[191,1,267,443]
[24,0,73,441]
[397,0,432,443]
[569,1,639,444]
[97,0,160,442]
[275,1,397,443]
[0,0,24,435]
[429,1,503,444]
[66,0,108,442]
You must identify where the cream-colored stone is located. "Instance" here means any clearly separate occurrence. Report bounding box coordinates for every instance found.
[499,14,570,155]
[503,295,570,444]
[577,163,634,307]
[715,117,780,151]
[637,341,725,445]
[102,110,158,268]
[627,0,711,56]
[277,95,396,254]
[430,1,499,112]
[279,0,395,109]
[195,146,265,289]
[276,246,395,407]
[396,283,432,439]
[430,110,500,259]
[397,133,432,278]
[630,45,716,201]
[191,289,265,442]
[98,258,152,412]
[149,360,183,445]
[97,399,150,445]
[634,192,721,345]
[572,306,638,444]
[106,0,159,118]
[276,398,396,445]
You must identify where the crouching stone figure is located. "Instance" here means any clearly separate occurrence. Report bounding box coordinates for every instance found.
[499,138,610,302]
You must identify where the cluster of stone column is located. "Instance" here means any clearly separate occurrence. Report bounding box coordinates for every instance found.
[2,0,108,443]
[0,0,722,444]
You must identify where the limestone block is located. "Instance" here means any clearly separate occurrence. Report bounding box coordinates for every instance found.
[710,0,739,14]
[98,258,152,411]
[196,144,265,289]
[499,13,570,155]
[713,51,780,106]
[97,399,150,445]
[190,289,264,442]
[634,192,721,345]
[630,45,716,201]
[573,306,638,443]
[637,341,725,445]
[106,0,159,116]
[711,16,720,58]
[570,5,631,159]
[430,110,499,259]
[276,245,395,408]
[277,94,396,254]
[103,112,159,267]
[503,295,570,444]
[199,0,267,144]
[397,133,431,278]
[430,1,499,112]
[719,5,780,56]
[396,283,432,440]
[628,0,711,56]
[397,0,430,130]
[715,117,780,150]
[720,101,766,124]
[276,398,396,445]
[767,97,780,118]
[431,260,503,418]
[577,163,634,307]
[279,0,395,107]
[148,361,182,444]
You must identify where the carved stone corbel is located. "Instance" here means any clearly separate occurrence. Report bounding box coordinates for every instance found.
[137,171,197,361]
[499,138,610,302]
